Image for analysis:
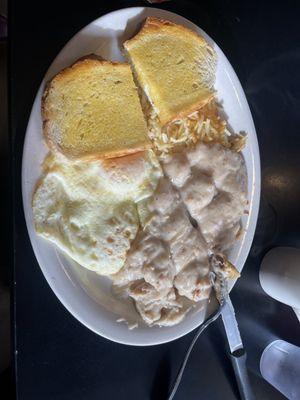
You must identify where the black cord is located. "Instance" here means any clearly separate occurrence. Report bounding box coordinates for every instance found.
[167,303,225,400]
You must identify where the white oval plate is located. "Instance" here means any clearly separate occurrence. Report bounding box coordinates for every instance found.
[22,7,260,346]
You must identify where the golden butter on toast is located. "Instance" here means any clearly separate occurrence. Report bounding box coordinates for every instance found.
[124,17,217,126]
[42,58,150,160]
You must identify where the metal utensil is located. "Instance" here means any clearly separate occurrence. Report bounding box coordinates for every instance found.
[212,256,255,400]
[167,298,225,400]
[167,257,255,400]
[221,298,255,400]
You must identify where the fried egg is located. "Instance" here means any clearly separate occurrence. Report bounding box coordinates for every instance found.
[32,150,162,275]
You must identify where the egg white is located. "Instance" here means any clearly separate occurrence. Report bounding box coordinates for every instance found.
[33,151,162,275]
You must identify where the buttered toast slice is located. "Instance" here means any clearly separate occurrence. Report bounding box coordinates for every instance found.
[42,58,151,160]
[124,17,217,126]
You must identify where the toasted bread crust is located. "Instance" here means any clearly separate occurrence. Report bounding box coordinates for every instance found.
[124,17,209,50]
[42,57,151,160]
[62,144,152,162]
[124,17,216,125]
[165,92,215,124]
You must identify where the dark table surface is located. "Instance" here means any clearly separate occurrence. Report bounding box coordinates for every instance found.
[12,0,300,399]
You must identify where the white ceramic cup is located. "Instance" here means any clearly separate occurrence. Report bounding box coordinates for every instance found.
[259,247,300,321]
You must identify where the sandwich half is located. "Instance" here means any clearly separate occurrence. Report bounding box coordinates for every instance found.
[42,58,151,160]
[124,17,217,126]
